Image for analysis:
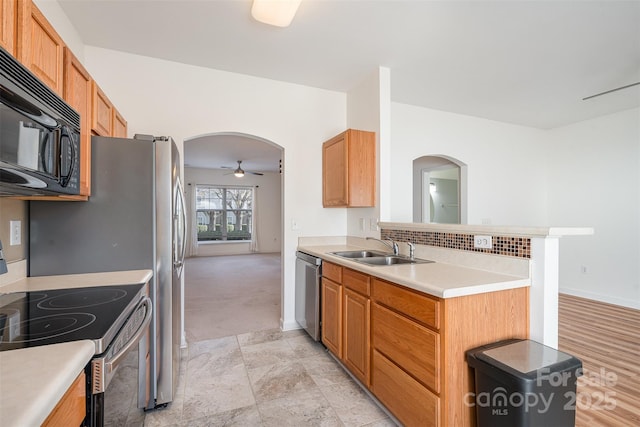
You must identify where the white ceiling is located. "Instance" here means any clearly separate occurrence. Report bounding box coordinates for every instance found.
[57,0,640,168]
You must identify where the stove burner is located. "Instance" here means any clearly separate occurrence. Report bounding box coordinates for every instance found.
[37,288,127,310]
[24,292,48,303]
[0,313,96,343]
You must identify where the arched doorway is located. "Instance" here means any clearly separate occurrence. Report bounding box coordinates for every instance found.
[412,155,467,224]
[182,132,284,342]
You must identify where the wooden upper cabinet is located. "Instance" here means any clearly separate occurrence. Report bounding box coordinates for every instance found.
[91,80,113,136]
[112,107,127,138]
[322,129,376,207]
[16,0,65,95]
[0,0,17,55]
[63,47,92,196]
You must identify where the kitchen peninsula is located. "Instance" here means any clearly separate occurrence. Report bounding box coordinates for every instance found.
[297,223,592,426]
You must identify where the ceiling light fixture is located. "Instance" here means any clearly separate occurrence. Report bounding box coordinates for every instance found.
[251,0,301,27]
[234,168,245,178]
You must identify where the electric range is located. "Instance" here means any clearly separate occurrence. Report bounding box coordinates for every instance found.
[0,283,146,354]
[0,283,152,427]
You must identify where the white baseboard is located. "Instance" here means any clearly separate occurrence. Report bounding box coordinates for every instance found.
[560,287,640,310]
[280,318,302,331]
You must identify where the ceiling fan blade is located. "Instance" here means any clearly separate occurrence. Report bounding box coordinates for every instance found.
[247,171,264,176]
[220,166,234,169]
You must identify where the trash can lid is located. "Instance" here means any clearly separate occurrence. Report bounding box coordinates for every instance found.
[478,340,574,374]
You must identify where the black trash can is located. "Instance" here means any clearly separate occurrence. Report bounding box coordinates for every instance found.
[466,339,582,427]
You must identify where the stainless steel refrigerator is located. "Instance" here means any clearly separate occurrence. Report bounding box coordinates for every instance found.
[29,135,187,412]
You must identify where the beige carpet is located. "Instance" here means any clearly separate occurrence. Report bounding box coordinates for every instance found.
[183,253,281,342]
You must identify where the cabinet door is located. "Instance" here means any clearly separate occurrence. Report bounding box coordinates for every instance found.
[321,277,342,358]
[63,47,91,196]
[17,0,65,95]
[91,80,113,136]
[343,288,370,386]
[42,371,86,427]
[322,133,348,207]
[0,0,17,55]
[112,108,127,138]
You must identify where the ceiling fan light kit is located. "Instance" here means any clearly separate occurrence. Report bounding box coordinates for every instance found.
[251,0,301,27]
[222,160,264,177]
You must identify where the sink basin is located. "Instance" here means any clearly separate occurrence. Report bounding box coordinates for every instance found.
[356,255,433,266]
[329,250,434,266]
[330,250,390,258]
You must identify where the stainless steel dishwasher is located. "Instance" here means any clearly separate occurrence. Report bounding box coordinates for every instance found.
[295,251,322,341]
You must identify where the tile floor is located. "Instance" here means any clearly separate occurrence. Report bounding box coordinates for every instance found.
[141,328,398,427]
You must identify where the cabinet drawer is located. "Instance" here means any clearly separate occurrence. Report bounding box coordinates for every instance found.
[372,278,440,330]
[322,261,342,283]
[372,350,439,427]
[343,268,370,296]
[372,302,440,393]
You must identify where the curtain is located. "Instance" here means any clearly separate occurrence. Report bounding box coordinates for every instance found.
[186,183,198,257]
[250,186,259,252]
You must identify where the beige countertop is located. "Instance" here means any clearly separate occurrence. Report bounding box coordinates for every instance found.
[0,269,153,426]
[0,269,153,294]
[0,340,95,427]
[298,244,529,298]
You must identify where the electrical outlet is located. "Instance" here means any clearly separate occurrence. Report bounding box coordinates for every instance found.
[474,235,492,249]
[369,218,379,231]
[10,220,21,246]
[291,219,300,231]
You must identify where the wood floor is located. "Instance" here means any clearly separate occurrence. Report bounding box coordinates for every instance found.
[558,294,640,427]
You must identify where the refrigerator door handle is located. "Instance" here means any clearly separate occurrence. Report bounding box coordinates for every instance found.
[174,178,187,273]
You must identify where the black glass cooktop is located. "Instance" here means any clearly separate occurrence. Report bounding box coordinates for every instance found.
[0,283,145,352]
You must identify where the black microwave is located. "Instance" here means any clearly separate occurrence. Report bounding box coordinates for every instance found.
[0,47,80,196]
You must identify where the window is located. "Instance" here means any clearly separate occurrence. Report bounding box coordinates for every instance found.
[196,186,253,242]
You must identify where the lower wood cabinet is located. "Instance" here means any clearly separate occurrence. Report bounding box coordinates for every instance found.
[320,260,530,427]
[42,371,86,427]
[372,349,440,427]
[343,288,370,386]
[372,301,439,393]
[321,277,342,358]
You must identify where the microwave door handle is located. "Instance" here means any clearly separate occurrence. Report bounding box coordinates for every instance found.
[59,127,75,187]
[39,131,51,174]
[105,296,152,373]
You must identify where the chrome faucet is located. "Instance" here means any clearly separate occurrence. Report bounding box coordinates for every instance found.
[407,241,415,260]
[366,237,399,255]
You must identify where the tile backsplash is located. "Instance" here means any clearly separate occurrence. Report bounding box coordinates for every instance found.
[381,228,531,259]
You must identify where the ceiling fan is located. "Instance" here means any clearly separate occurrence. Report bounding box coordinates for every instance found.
[221,160,264,177]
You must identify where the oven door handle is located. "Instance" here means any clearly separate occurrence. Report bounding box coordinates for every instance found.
[105,296,152,374]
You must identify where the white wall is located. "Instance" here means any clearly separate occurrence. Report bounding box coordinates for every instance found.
[390,103,549,226]
[82,47,347,331]
[346,67,392,236]
[184,167,281,256]
[547,108,640,309]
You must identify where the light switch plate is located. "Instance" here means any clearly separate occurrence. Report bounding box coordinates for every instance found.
[9,221,21,246]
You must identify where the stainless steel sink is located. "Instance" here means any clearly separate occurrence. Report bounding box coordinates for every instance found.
[330,250,433,266]
[355,256,433,266]
[330,250,390,258]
